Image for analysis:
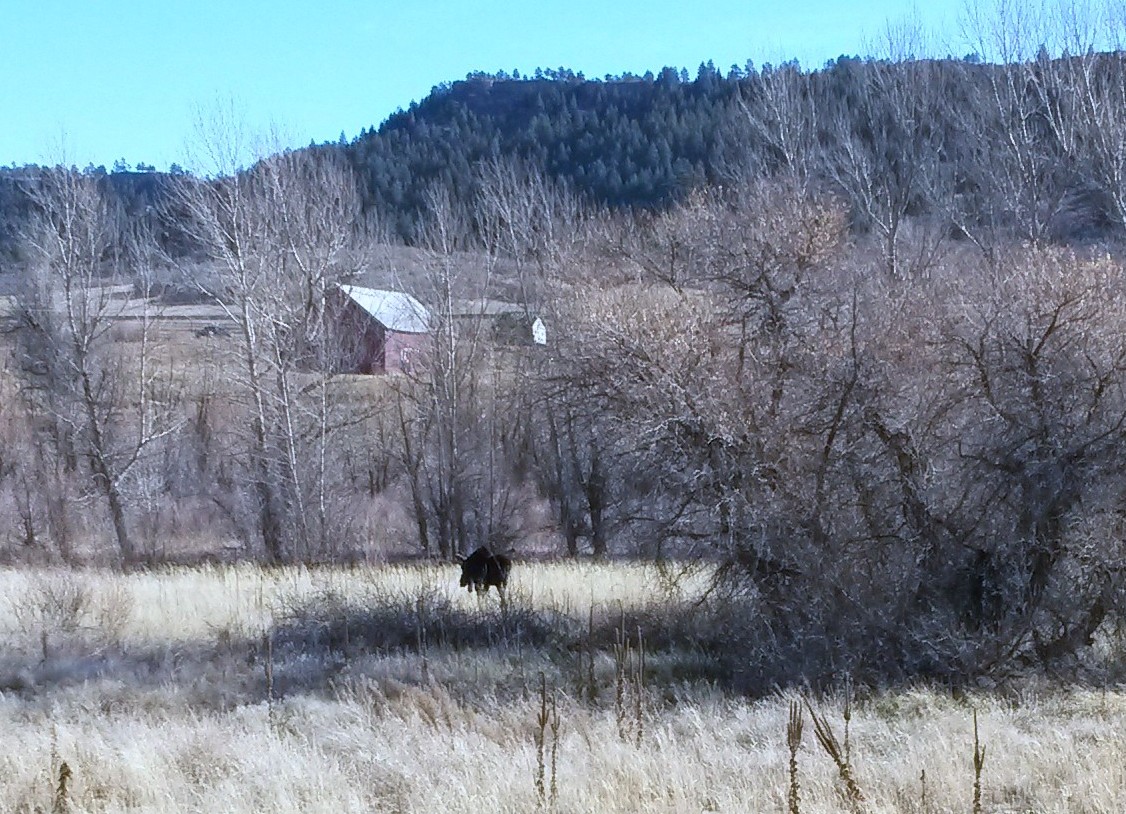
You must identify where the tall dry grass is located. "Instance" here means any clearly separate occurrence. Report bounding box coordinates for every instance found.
[0,563,1123,813]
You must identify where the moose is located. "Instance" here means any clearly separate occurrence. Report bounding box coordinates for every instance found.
[458,546,512,595]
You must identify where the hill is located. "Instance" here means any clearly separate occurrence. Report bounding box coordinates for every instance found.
[5,52,1126,258]
[315,51,1126,249]
[342,65,744,237]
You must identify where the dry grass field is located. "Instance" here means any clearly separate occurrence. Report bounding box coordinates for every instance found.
[0,562,1124,813]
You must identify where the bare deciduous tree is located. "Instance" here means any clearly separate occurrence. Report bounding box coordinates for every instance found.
[822,57,950,279]
[171,115,367,562]
[739,61,818,183]
[18,168,180,564]
[956,1,1079,251]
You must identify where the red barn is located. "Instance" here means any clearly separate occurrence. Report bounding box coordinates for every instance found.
[328,284,431,374]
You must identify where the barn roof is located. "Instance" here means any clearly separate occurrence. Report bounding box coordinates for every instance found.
[448,297,535,317]
[338,285,430,334]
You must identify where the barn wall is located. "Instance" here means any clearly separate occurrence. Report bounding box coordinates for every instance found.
[327,292,387,374]
[326,288,430,375]
[385,330,429,374]
[357,318,387,374]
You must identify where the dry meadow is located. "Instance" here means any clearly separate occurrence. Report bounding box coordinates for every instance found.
[0,562,1124,813]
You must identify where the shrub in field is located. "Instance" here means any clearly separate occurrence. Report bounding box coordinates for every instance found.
[272,588,560,657]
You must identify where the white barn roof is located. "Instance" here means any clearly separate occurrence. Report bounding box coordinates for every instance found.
[338,284,430,334]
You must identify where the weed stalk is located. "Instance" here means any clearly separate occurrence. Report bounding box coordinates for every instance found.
[550,685,560,809]
[787,700,803,814]
[634,624,645,747]
[805,697,865,811]
[536,672,549,806]
[614,614,627,740]
[52,761,71,814]
[612,611,647,743]
[262,631,274,713]
[972,708,986,814]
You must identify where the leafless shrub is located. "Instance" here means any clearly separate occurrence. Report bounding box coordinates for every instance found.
[11,574,93,636]
[9,573,133,652]
[271,588,559,658]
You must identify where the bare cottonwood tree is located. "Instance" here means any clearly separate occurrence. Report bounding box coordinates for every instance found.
[1069,51,1126,231]
[393,184,526,559]
[1037,5,1126,234]
[473,159,612,556]
[474,156,585,308]
[171,114,366,562]
[956,1,1079,251]
[18,168,180,564]
[739,61,818,183]
[822,56,950,279]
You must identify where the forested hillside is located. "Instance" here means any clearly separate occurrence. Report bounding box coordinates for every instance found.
[6,47,1126,258]
[339,52,1126,253]
[342,65,744,235]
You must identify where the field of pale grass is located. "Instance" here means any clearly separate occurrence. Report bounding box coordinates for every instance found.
[0,562,1124,813]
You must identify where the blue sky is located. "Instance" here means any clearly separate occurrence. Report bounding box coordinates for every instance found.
[2,1,966,171]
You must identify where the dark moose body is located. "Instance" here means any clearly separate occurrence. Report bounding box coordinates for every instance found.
[458,546,511,594]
